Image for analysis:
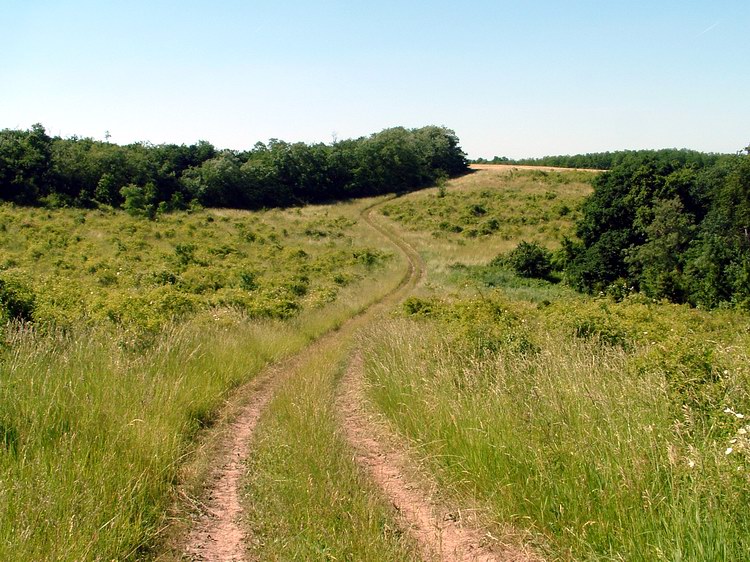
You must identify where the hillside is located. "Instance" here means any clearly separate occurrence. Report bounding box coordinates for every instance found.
[0,164,748,561]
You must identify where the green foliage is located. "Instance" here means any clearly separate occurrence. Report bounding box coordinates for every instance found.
[243,328,421,561]
[366,164,750,559]
[569,151,750,308]
[505,241,553,279]
[365,294,750,560]
[380,168,592,247]
[0,276,35,322]
[120,182,157,218]
[402,296,435,316]
[0,203,391,332]
[0,124,52,204]
[0,125,468,212]
[238,270,258,291]
[480,147,724,171]
[0,197,403,559]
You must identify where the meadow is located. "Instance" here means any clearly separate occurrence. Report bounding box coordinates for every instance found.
[2,164,748,561]
[0,199,406,560]
[363,166,750,560]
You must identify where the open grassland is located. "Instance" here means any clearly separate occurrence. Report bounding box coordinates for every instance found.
[0,199,405,560]
[364,168,750,560]
[380,168,593,295]
[0,203,391,331]
[238,207,424,561]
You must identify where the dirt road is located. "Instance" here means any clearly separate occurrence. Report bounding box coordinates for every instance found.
[179,200,539,561]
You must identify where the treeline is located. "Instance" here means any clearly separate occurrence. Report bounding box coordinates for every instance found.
[0,124,468,214]
[562,149,750,309]
[475,148,725,170]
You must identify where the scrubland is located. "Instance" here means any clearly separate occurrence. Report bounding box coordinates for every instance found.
[0,200,403,560]
[364,167,750,560]
[2,165,748,561]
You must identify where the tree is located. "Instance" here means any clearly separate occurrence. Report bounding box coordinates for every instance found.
[507,241,553,279]
[0,124,52,204]
[626,197,695,301]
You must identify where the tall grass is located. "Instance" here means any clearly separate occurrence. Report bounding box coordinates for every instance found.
[362,302,750,560]
[239,206,422,560]
[0,316,274,559]
[0,198,406,560]
[361,167,750,559]
[242,331,420,560]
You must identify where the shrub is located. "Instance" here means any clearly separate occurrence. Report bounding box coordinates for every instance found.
[506,241,553,279]
[402,296,435,316]
[0,277,35,322]
[239,271,259,291]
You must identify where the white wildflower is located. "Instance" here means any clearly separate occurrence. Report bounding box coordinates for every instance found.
[687,459,696,468]
[725,447,734,455]
[723,407,744,418]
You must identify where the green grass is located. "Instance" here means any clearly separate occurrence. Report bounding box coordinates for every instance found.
[5,164,749,560]
[364,295,750,560]
[242,332,420,561]
[380,167,593,255]
[361,168,750,560]
[0,202,390,330]
[0,198,405,560]
[240,207,422,561]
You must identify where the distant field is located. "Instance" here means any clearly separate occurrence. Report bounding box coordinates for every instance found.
[380,167,594,277]
[471,163,604,173]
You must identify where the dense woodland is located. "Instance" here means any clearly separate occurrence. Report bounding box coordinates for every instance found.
[0,124,468,213]
[474,148,733,170]
[564,149,750,309]
[475,148,750,310]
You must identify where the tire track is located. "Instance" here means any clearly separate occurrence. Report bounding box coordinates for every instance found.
[179,199,421,561]
[340,209,542,562]
[181,198,540,561]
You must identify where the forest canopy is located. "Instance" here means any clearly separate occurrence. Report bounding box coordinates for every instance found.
[474,148,727,170]
[563,149,750,309]
[0,124,468,213]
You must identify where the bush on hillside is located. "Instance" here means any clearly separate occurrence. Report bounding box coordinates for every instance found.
[0,277,35,322]
[506,241,553,279]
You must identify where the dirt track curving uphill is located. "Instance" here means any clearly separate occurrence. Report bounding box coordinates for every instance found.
[179,201,420,561]
[180,199,541,561]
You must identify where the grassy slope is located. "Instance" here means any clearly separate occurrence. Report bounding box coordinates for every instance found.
[239,207,422,560]
[0,199,407,560]
[363,168,750,560]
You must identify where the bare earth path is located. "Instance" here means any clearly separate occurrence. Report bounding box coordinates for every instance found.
[180,201,541,561]
[180,202,418,561]
[338,210,541,561]
[183,371,276,561]
[338,353,541,562]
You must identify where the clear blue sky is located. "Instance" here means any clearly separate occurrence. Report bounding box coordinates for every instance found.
[2,0,748,159]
